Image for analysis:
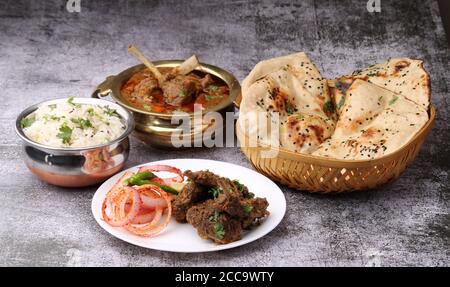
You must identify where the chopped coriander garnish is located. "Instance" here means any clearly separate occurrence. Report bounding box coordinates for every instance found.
[296,114,303,120]
[209,211,223,223]
[48,104,57,111]
[20,117,34,128]
[389,95,399,105]
[67,97,81,107]
[232,179,245,192]
[205,94,215,101]
[323,100,334,113]
[336,96,345,109]
[86,107,94,116]
[57,123,72,144]
[143,104,152,111]
[103,106,120,117]
[213,223,225,240]
[67,97,75,105]
[208,211,225,239]
[243,205,253,214]
[178,90,187,98]
[208,187,222,199]
[71,117,92,130]
[98,153,104,161]
[286,103,294,114]
[208,85,219,92]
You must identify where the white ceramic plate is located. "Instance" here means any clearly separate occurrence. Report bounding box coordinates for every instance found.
[91,158,286,253]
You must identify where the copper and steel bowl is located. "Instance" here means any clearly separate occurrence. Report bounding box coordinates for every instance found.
[15,98,134,187]
[91,60,241,148]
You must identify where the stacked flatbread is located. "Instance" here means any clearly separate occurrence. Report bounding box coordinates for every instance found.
[239,54,430,160]
[239,52,336,154]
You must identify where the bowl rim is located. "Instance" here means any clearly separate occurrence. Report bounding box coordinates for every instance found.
[92,60,241,119]
[236,104,436,168]
[15,97,135,152]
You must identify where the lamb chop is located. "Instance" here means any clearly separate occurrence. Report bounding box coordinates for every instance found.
[186,200,242,244]
[172,169,270,244]
[172,181,207,222]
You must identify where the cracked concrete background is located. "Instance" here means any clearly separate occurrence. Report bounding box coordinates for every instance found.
[0,0,449,266]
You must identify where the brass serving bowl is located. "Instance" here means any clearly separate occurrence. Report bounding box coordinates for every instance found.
[92,60,241,148]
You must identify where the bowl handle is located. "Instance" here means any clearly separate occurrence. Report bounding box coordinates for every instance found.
[91,75,115,99]
[233,92,242,109]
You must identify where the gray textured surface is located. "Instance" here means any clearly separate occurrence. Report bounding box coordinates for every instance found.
[0,0,449,266]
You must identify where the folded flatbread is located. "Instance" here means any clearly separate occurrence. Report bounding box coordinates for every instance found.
[239,54,430,160]
[239,52,335,153]
[312,79,428,160]
[331,58,431,112]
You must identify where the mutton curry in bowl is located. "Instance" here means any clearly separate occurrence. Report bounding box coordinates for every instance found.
[92,47,240,148]
[121,66,231,114]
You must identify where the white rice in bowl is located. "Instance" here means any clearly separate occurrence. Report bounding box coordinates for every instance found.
[21,97,126,148]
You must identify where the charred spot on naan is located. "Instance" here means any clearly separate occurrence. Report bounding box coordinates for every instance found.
[267,87,297,116]
[361,127,378,139]
[393,60,411,74]
[281,114,334,153]
[344,138,387,159]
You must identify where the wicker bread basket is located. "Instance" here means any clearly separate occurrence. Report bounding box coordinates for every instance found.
[236,105,436,194]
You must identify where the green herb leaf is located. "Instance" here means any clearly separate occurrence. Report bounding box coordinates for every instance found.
[336,96,345,109]
[178,90,187,98]
[103,106,120,117]
[208,85,219,92]
[67,97,81,107]
[57,123,72,144]
[209,211,223,223]
[208,187,222,199]
[205,94,215,101]
[71,118,92,130]
[67,97,75,105]
[296,114,303,120]
[232,179,245,192]
[208,211,226,239]
[48,104,57,110]
[323,100,334,113]
[243,205,253,214]
[20,117,34,128]
[143,104,152,111]
[213,223,225,240]
[86,107,94,116]
[389,95,399,105]
[286,104,294,114]
[98,153,104,161]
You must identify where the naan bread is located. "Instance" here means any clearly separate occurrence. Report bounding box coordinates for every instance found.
[331,58,430,112]
[239,53,335,152]
[281,114,335,153]
[313,80,429,160]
